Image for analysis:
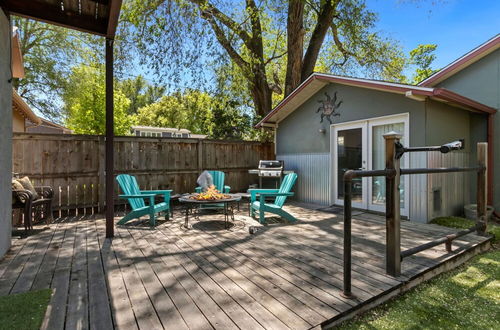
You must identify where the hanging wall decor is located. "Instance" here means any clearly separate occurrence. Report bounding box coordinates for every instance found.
[317,91,343,124]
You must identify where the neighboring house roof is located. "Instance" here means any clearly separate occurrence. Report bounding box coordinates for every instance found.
[190,134,208,139]
[12,89,41,125]
[256,73,497,127]
[26,118,72,134]
[419,34,500,87]
[132,126,191,134]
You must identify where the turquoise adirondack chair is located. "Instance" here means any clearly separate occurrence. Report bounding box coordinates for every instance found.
[195,170,231,209]
[116,174,172,227]
[249,173,298,224]
[195,170,230,193]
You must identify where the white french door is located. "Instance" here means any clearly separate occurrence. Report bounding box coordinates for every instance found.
[331,114,409,216]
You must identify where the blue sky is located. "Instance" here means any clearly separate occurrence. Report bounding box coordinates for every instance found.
[367,0,500,70]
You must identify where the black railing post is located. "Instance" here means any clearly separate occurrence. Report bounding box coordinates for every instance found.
[476,142,488,235]
[105,38,114,238]
[384,132,402,277]
[342,174,353,298]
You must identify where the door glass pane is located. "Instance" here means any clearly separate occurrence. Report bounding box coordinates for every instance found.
[371,123,405,207]
[337,128,363,202]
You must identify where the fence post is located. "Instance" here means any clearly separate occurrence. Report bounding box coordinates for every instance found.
[197,140,204,172]
[476,142,488,235]
[384,131,402,277]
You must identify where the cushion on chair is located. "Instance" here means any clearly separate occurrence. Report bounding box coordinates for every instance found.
[12,179,25,203]
[17,176,39,200]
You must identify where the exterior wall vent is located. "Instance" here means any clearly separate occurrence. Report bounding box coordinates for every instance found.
[433,188,442,214]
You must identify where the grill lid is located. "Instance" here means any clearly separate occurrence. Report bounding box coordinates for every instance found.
[258,160,283,169]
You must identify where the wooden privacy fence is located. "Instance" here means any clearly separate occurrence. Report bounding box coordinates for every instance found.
[13,133,274,216]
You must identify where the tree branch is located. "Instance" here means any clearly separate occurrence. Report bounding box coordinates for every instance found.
[245,0,264,59]
[190,0,253,50]
[203,16,251,77]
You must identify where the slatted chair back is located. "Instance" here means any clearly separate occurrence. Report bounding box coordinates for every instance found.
[116,174,145,209]
[275,173,298,207]
[208,171,225,191]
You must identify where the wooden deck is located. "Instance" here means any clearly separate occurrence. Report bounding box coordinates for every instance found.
[0,203,491,329]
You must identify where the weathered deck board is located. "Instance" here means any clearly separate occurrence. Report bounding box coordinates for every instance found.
[0,203,491,329]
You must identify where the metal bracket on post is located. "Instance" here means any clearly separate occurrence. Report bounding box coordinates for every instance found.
[384,131,402,277]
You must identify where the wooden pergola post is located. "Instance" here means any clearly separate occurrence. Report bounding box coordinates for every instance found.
[384,131,402,277]
[105,38,114,238]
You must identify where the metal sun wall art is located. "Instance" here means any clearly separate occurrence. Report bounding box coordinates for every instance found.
[317,91,343,124]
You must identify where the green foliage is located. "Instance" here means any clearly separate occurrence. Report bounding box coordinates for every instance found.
[63,65,133,135]
[134,90,215,135]
[117,75,166,115]
[11,17,90,119]
[0,289,52,330]
[339,251,500,329]
[134,89,264,140]
[409,44,438,84]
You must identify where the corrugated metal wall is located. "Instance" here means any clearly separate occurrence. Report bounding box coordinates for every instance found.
[408,153,428,223]
[427,151,470,219]
[278,153,330,205]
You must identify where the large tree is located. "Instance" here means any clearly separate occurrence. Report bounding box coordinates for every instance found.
[124,0,405,117]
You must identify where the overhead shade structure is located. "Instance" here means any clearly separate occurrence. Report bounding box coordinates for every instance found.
[1,0,123,237]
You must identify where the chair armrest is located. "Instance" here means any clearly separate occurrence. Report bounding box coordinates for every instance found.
[223,185,231,193]
[258,192,294,197]
[259,192,294,204]
[119,194,157,198]
[248,189,279,202]
[141,190,172,194]
[141,190,172,201]
[35,186,54,199]
[195,186,202,193]
[12,189,33,204]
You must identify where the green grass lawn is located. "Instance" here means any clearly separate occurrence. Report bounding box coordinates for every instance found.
[338,216,499,330]
[0,289,52,330]
[431,216,500,243]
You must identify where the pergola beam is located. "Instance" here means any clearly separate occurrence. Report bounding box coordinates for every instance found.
[0,0,108,36]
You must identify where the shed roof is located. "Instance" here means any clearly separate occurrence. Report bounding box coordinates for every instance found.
[256,73,496,127]
[419,34,500,87]
[0,0,122,37]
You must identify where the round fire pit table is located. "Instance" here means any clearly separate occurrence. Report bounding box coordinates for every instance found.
[179,194,242,229]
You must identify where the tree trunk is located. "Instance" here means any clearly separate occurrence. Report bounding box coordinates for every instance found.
[301,0,336,81]
[250,68,273,117]
[285,0,305,96]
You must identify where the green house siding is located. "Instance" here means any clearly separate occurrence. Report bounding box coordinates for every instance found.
[424,99,472,152]
[276,83,426,155]
[436,48,500,109]
[437,48,499,210]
